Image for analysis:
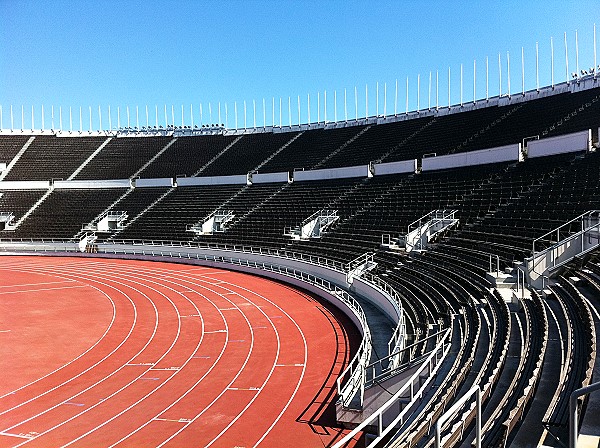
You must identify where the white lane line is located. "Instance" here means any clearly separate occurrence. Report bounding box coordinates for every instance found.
[0,280,77,288]
[0,285,88,295]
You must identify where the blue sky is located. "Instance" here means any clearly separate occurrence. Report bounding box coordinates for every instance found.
[0,0,598,130]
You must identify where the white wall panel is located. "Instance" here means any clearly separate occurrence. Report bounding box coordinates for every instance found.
[373,159,416,176]
[294,165,366,182]
[527,130,591,158]
[422,144,521,171]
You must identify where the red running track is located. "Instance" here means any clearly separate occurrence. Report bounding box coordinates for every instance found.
[0,256,363,447]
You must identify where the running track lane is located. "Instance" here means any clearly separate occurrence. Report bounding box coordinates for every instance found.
[0,256,363,447]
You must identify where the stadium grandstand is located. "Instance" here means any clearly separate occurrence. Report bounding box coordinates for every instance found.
[1,12,600,448]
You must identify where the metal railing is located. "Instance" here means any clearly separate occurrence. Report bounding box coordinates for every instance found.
[569,381,600,448]
[435,385,482,448]
[333,326,452,448]
[532,210,600,256]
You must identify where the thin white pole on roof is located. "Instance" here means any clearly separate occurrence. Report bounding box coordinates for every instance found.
[428,72,432,110]
[376,82,379,117]
[22,105,24,131]
[324,90,327,122]
[317,91,320,123]
[394,78,398,115]
[507,51,511,96]
[181,104,184,127]
[98,105,101,131]
[344,88,348,122]
[272,97,275,126]
[307,93,311,124]
[565,32,569,84]
[551,37,555,87]
[486,57,489,100]
[80,106,82,132]
[460,64,463,106]
[383,83,386,117]
[0,105,3,130]
[447,67,450,108]
[156,105,159,128]
[234,101,238,129]
[59,106,62,131]
[436,70,439,109]
[288,96,291,126]
[262,98,265,128]
[209,102,212,124]
[522,47,525,95]
[225,102,228,128]
[418,73,423,111]
[127,106,130,128]
[145,105,149,128]
[199,103,203,126]
[594,23,597,79]
[190,104,194,128]
[406,76,409,113]
[170,105,174,128]
[536,42,540,90]
[498,53,502,97]
[354,86,358,120]
[575,29,579,77]
[335,90,338,122]
[117,106,120,129]
[136,105,139,129]
[164,104,168,128]
[473,60,476,103]
[108,105,112,131]
[41,104,44,130]
[243,100,247,129]
[11,104,14,130]
[365,84,368,118]
[297,95,300,125]
[89,106,92,132]
[69,106,72,132]
[219,102,222,126]
[32,105,35,131]
[279,97,282,127]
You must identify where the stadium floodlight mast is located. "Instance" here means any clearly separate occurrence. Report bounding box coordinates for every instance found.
[551,36,555,87]
[288,97,291,126]
[335,90,338,122]
[436,70,439,109]
[219,102,222,127]
[383,83,386,117]
[136,105,140,129]
[460,64,463,106]
[41,105,44,130]
[575,30,579,79]
[156,105,159,129]
[98,105,101,131]
[69,106,72,132]
[243,100,247,129]
[262,99,265,128]
[190,104,194,128]
[498,53,502,97]
[447,67,450,108]
[272,97,275,127]
[59,106,62,132]
[88,106,92,132]
[324,90,327,122]
[80,107,83,132]
[11,105,14,130]
[279,97,282,127]
[164,105,168,128]
[22,105,25,131]
[181,104,184,127]
[234,101,238,129]
[209,102,212,124]
[171,105,175,128]
[473,60,476,103]
[146,105,149,128]
[507,51,511,97]
[522,47,525,95]
[297,95,301,125]
[108,105,112,131]
[225,102,228,128]
[199,103,203,126]
[307,93,311,124]
[32,105,35,131]
[486,57,489,100]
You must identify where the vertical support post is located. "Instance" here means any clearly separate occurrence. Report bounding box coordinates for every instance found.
[288,96,291,126]
[31,105,35,131]
[235,101,238,129]
[486,57,489,100]
[69,106,72,132]
[383,84,386,117]
[364,84,367,118]
[89,106,92,132]
[108,105,112,131]
[317,91,320,123]
[190,104,194,128]
[279,97,282,127]
[42,104,45,130]
[272,97,275,127]
[436,70,439,110]
[476,388,482,448]
[51,105,54,130]
[225,102,228,128]
[80,106,83,132]
[59,106,62,131]
[594,23,597,79]
[297,95,300,125]
[137,105,140,129]
[21,105,24,131]
[155,105,159,129]
[244,100,247,129]
[98,105,101,131]
[307,93,311,124]
[253,99,257,128]
[181,104,184,127]
[262,98,265,128]
[570,393,578,448]
[146,105,149,128]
